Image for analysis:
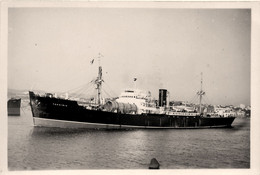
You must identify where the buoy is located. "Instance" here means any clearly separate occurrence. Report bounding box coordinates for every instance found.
[149,158,160,169]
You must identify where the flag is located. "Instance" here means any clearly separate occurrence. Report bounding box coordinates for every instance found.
[134,78,137,81]
[90,59,94,64]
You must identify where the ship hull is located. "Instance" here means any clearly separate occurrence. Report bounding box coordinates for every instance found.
[29,91,235,129]
[8,98,21,116]
[33,117,232,129]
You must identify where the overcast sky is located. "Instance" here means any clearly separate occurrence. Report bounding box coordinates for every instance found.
[8,8,250,106]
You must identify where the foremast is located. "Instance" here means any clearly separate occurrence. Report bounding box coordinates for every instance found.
[95,66,103,105]
[197,72,205,114]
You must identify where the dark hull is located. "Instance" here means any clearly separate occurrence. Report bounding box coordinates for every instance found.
[29,91,235,129]
[8,98,21,116]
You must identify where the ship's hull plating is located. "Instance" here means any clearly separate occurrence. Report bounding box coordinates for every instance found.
[29,91,235,129]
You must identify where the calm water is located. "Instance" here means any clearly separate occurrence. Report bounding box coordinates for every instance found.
[8,106,250,170]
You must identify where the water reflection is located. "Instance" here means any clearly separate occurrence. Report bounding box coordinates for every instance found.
[9,112,250,169]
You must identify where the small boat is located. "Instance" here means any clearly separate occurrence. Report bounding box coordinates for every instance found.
[8,98,21,116]
[29,64,235,129]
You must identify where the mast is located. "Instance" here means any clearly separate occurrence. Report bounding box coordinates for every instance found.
[197,72,205,114]
[95,53,103,105]
[96,66,103,105]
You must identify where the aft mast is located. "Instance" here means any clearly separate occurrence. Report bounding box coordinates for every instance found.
[197,72,205,114]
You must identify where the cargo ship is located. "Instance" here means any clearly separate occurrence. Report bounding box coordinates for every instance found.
[29,65,235,129]
[8,98,21,116]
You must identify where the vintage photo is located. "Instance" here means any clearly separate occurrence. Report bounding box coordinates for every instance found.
[1,1,258,174]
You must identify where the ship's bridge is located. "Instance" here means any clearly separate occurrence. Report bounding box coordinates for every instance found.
[116,89,157,114]
[118,89,151,99]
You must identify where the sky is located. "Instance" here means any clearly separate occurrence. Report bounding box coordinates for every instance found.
[8,8,251,106]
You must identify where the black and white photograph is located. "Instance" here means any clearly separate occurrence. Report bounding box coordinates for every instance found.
[1,1,260,174]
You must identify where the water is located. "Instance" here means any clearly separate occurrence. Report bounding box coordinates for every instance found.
[8,106,250,170]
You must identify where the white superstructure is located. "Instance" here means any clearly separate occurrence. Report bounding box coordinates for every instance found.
[116,89,158,114]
